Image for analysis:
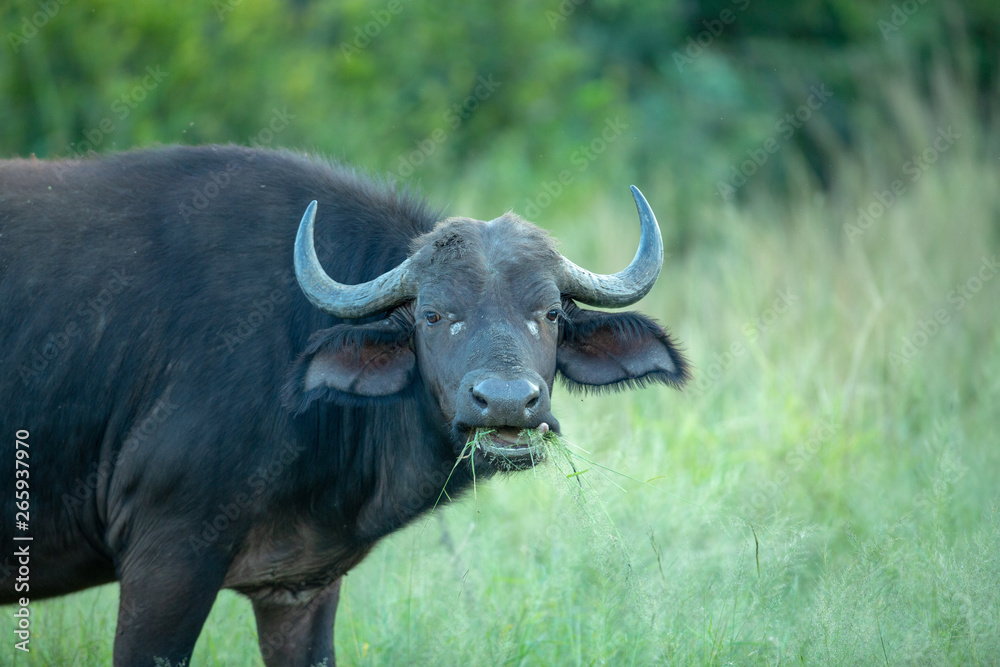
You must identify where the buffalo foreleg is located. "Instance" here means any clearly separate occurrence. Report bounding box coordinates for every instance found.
[112,546,229,667]
[251,578,342,667]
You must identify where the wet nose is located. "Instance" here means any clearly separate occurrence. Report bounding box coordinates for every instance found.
[470,377,543,425]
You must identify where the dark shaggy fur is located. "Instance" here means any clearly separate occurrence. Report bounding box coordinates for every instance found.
[0,144,688,667]
[0,145,460,665]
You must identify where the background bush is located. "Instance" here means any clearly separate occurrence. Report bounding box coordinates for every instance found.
[4,0,997,218]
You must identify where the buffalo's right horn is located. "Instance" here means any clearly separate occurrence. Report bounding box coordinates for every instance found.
[557,185,664,308]
[294,201,418,319]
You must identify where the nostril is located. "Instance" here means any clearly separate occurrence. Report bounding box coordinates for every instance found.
[524,381,540,411]
[470,386,488,410]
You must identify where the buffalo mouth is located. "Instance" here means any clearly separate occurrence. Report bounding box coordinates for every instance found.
[469,424,551,470]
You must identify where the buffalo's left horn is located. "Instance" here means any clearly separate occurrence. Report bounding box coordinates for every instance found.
[558,185,664,307]
[294,201,418,319]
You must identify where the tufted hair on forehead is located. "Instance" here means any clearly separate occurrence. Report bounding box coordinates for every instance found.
[410,212,562,270]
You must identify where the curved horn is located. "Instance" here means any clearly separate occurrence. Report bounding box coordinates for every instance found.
[294,201,417,319]
[558,185,664,308]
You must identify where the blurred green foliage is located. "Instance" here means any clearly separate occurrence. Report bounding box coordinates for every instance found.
[1,0,997,217]
[3,4,1000,665]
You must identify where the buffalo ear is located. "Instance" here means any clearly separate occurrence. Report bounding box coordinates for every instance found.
[557,304,689,392]
[283,318,415,412]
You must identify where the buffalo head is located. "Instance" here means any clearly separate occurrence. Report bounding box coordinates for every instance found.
[285,187,689,471]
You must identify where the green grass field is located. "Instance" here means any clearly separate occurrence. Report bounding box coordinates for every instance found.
[4,88,999,666]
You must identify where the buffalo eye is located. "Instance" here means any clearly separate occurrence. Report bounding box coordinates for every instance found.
[546,309,560,322]
[424,311,441,325]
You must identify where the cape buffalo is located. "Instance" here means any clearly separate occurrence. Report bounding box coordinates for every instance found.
[0,145,689,666]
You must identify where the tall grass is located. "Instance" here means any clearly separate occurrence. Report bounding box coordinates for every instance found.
[4,76,999,665]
